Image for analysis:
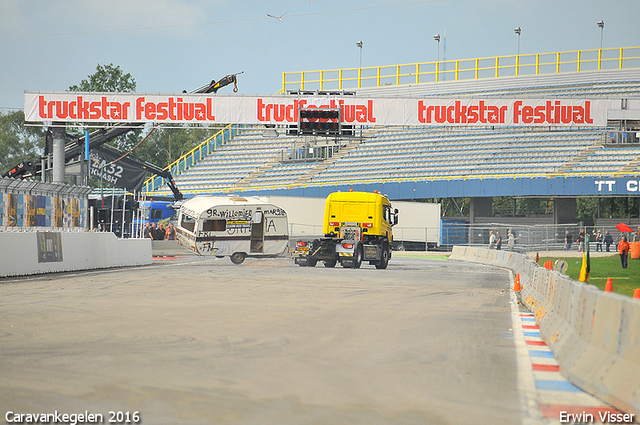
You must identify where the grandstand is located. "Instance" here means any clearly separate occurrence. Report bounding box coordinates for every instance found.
[144,47,640,208]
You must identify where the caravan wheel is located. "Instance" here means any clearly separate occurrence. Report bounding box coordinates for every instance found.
[230,252,246,265]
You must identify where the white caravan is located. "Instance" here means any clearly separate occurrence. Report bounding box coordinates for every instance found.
[176,196,289,264]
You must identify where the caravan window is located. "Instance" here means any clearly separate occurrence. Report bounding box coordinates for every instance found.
[202,219,226,232]
[180,215,196,232]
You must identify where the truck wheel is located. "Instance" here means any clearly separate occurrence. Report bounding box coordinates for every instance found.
[307,258,317,267]
[352,245,363,269]
[324,259,337,268]
[375,247,389,269]
[230,252,246,265]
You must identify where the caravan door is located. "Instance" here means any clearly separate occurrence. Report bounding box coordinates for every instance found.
[250,211,264,253]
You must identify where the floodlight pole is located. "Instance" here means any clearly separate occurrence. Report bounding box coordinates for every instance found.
[514,27,521,56]
[356,41,363,69]
[434,34,441,63]
[597,21,604,50]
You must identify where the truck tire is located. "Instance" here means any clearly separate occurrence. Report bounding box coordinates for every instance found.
[324,259,337,268]
[375,246,389,269]
[352,245,363,268]
[307,258,317,267]
[343,245,363,268]
[230,252,246,265]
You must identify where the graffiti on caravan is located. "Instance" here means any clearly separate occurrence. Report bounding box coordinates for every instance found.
[262,207,287,216]
[206,208,253,220]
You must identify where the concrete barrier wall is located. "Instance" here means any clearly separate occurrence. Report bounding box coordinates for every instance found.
[449,246,640,416]
[0,232,151,278]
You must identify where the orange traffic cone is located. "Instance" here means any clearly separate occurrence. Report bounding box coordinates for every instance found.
[634,288,640,299]
[605,278,613,293]
[513,273,521,291]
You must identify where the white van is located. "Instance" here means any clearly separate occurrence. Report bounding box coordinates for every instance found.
[176,195,289,264]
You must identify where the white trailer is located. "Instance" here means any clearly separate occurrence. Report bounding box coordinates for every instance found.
[258,196,440,248]
[391,201,441,249]
[176,195,289,264]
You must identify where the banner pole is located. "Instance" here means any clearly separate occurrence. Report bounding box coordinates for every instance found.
[85,130,90,185]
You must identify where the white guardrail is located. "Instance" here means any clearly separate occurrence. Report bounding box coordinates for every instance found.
[449,246,640,417]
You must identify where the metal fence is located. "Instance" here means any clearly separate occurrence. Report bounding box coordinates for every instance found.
[290,220,634,252]
[282,46,640,92]
[441,222,636,253]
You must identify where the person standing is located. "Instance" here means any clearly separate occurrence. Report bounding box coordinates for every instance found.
[143,222,153,239]
[619,235,630,269]
[489,231,496,249]
[604,231,614,252]
[578,228,586,252]
[495,231,502,250]
[507,231,515,251]
[564,231,573,251]
[165,223,176,240]
[155,223,167,241]
[595,231,603,252]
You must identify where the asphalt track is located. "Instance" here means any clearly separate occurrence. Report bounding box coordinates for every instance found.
[0,254,522,425]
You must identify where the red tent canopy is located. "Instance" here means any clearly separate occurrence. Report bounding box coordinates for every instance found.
[615,223,634,233]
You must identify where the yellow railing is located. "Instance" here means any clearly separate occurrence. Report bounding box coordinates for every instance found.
[281,46,640,93]
[146,170,640,198]
[141,124,239,193]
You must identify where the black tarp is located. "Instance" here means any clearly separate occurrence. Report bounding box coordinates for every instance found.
[89,146,148,191]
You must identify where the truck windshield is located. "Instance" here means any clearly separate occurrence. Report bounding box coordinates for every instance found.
[151,209,164,220]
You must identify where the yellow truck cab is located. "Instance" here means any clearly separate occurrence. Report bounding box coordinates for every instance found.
[296,190,398,269]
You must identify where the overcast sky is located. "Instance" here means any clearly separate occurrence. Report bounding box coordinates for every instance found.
[1,0,639,111]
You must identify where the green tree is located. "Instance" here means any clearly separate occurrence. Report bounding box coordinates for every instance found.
[577,196,640,221]
[0,110,44,174]
[69,63,136,93]
[68,63,138,152]
[440,197,469,217]
[576,198,599,222]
